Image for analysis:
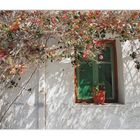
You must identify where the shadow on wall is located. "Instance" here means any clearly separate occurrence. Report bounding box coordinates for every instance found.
[0,60,76,129]
[0,67,43,129]
[122,40,140,103]
[44,42,140,129]
[44,61,127,129]
[1,40,140,129]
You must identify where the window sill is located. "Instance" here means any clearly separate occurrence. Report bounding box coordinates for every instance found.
[75,102,125,107]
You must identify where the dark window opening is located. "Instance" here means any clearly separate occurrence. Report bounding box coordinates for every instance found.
[74,40,118,104]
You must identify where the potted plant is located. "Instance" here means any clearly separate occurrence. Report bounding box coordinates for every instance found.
[92,83,106,105]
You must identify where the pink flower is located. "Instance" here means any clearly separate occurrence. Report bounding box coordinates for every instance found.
[82,51,88,60]
[31,19,42,25]
[51,17,56,24]
[87,45,93,50]
[99,54,104,60]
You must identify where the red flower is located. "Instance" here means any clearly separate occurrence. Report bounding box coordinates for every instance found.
[51,17,56,24]
[87,45,93,50]
[62,14,68,20]
[93,90,105,104]
[93,40,105,46]
[9,21,20,32]
[95,11,101,16]
[87,11,94,18]
[82,51,88,60]
[0,49,7,60]
[74,25,79,30]
[93,40,111,47]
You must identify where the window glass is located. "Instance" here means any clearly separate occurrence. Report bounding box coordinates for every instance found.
[75,41,117,103]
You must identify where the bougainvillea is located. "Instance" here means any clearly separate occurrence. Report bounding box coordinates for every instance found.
[0,10,140,84]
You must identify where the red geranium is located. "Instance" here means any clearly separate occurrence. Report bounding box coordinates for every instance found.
[93,90,105,104]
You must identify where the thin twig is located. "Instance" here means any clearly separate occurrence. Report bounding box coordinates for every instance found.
[0,66,37,123]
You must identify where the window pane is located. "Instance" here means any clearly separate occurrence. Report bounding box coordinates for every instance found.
[98,64,113,99]
[98,46,111,62]
[77,62,93,100]
[75,41,117,103]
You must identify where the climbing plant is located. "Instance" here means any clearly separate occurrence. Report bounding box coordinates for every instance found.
[0,10,140,85]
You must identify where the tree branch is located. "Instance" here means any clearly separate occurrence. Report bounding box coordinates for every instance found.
[0,66,38,123]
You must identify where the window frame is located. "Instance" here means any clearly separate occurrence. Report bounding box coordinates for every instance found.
[74,40,118,104]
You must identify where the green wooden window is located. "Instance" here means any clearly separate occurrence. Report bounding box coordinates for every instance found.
[75,41,118,103]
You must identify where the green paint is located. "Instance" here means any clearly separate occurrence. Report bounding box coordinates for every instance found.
[76,44,114,100]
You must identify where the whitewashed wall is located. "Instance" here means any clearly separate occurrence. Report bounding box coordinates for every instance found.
[0,40,140,129]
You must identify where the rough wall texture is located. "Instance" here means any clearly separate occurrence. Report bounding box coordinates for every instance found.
[0,40,140,129]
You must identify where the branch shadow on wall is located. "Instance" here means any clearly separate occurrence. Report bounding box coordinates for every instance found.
[0,68,43,129]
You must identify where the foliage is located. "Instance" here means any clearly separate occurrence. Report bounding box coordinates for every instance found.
[0,10,140,83]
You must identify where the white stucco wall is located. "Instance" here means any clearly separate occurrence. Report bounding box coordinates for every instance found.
[0,40,140,129]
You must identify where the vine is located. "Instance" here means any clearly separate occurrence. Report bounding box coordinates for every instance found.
[0,10,140,85]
